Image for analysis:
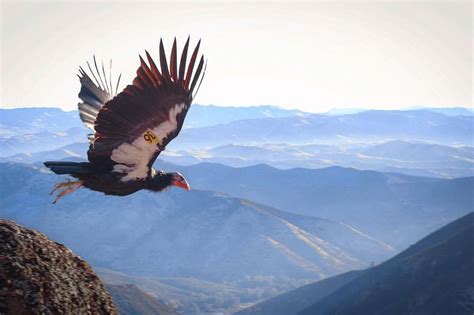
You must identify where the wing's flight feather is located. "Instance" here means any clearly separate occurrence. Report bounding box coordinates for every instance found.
[170,38,178,82]
[184,39,200,89]
[86,38,205,182]
[178,37,190,82]
[159,39,170,81]
[140,55,158,86]
[77,64,114,131]
[190,55,205,94]
[145,50,163,84]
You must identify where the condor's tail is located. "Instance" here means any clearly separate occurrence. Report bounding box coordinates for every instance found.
[44,161,94,175]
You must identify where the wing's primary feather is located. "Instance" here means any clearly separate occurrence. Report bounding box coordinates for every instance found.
[190,55,205,94]
[77,61,117,132]
[184,39,201,89]
[159,39,170,81]
[170,38,178,82]
[179,37,190,82]
[86,38,205,182]
[146,50,163,84]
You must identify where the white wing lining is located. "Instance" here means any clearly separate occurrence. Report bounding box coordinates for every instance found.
[111,103,186,181]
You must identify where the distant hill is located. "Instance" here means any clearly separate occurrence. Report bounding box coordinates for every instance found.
[158,162,474,249]
[0,104,306,133]
[406,107,474,116]
[298,212,474,315]
[325,107,474,116]
[160,141,474,179]
[0,105,306,155]
[360,140,474,162]
[324,108,367,115]
[238,212,474,315]
[185,104,308,128]
[0,107,82,134]
[2,142,88,163]
[174,109,473,148]
[4,140,472,179]
[0,127,87,156]
[106,284,178,315]
[2,107,472,156]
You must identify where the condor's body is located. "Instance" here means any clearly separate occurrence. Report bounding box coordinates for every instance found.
[45,37,202,203]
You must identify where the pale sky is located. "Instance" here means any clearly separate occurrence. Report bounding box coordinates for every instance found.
[1,0,472,112]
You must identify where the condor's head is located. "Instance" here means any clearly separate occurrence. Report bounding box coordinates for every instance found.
[147,171,190,192]
[169,172,190,191]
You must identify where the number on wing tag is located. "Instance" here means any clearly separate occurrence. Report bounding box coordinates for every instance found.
[143,130,159,145]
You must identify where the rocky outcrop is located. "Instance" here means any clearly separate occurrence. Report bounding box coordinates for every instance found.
[0,220,117,314]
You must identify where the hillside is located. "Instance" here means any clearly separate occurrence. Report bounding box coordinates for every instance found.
[239,212,474,315]
[235,270,363,315]
[299,212,474,315]
[98,268,244,315]
[160,162,473,249]
[106,284,178,315]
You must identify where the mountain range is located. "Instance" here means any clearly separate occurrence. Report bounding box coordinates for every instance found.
[1,105,472,314]
[325,107,474,116]
[0,105,305,134]
[161,140,473,178]
[157,162,473,249]
[0,162,396,313]
[0,163,394,276]
[0,105,304,156]
[2,107,472,156]
[175,110,473,148]
[2,107,471,181]
[5,140,472,179]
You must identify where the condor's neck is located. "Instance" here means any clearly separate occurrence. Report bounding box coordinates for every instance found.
[146,171,172,192]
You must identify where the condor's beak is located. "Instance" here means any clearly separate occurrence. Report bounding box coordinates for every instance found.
[172,177,190,191]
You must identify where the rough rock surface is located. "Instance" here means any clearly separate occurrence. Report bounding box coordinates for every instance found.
[0,220,117,314]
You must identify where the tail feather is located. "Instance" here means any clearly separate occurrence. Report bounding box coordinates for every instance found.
[44,161,93,175]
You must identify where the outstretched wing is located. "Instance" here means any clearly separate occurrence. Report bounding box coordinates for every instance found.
[87,37,205,182]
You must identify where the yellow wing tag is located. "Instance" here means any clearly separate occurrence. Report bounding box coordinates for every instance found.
[143,130,159,145]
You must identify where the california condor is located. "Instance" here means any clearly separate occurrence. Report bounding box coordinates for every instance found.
[44,37,205,203]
